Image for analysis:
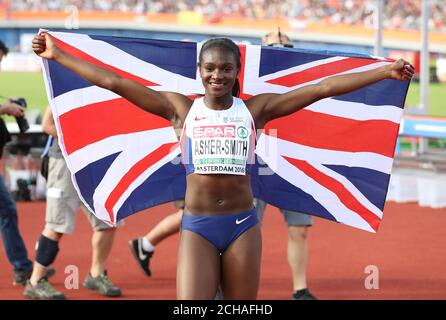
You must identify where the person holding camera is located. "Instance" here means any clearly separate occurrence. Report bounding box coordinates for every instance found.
[0,102,35,286]
[0,40,41,286]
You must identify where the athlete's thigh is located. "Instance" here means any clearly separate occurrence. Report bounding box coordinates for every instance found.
[177,230,221,300]
[221,224,262,300]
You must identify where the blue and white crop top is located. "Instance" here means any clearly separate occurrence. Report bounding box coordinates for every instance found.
[180,97,256,175]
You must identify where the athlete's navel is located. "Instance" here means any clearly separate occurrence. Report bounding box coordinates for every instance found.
[216,199,224,205]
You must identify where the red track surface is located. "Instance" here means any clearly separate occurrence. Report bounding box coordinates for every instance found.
[1,201,445,300]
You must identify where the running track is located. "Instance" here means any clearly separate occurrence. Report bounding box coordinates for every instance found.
[1,201,445,300]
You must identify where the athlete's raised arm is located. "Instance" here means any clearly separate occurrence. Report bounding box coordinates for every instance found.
[248,59,414,128]
[32,32,191,122]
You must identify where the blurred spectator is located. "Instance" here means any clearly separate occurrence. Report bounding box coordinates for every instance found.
[4,0,446,32]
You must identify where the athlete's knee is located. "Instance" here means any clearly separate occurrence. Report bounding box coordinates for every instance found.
[93,226,116,236]
[35,234,60,267]
[288,225,309,241]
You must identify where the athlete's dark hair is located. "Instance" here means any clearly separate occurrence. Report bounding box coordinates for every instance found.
[198,38,241,97]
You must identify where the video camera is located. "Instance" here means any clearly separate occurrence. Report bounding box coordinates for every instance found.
[10,98,30,133]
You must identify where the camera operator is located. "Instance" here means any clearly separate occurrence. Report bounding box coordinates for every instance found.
[0,40,41,286]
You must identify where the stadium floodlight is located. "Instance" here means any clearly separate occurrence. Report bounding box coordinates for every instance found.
[420,0,429,115]
[374,0,384,57]
[419,0,430,154]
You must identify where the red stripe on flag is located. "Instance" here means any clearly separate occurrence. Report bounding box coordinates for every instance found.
[237,45,252,100]
[50,35,160,87]
[104,142,177,223]
[265,109,399,157]
[266,57,378,87]
[283,157,380,232]
[59,98,171,154]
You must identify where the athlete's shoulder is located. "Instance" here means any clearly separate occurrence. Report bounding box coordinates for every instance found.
[160,91,194,122]
[161,91,194,108]
[244,93,277,128]
[244,93,275,109]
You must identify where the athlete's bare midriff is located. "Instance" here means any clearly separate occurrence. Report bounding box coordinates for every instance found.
[185,174,253,216]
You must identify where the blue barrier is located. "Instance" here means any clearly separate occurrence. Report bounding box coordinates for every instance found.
[400,115,446,139]
[396,115,446,156]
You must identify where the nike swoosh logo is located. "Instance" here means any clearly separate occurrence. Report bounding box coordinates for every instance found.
[194,116,208,121]
[236,215,251,225]
[138,239,148,260]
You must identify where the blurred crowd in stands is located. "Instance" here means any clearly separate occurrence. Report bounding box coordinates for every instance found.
[3,0,446,32]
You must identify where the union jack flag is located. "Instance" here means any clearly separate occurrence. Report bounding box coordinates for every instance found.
[41,31,409,232]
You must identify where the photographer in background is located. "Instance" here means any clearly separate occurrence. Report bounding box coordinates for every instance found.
[0,39,34,286]
[254,30,317,300]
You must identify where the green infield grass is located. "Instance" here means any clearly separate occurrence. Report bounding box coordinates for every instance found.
[406,82,446,117]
